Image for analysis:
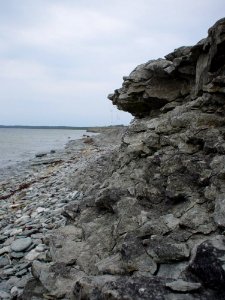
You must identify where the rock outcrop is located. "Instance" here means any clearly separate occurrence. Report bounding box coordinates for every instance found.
[22,18,225,299]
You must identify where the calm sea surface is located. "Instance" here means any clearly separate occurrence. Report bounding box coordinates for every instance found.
[0,128,87,168]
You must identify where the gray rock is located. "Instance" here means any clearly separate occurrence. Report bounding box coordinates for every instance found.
[15,269,28,277]
[3,268,15,276]
[0,290,10,299]
[95,253,125,275]
[214,193,225,227]
[179,205,217,234]
[35,244,46,252]
[189,235,225,291]
[166,280,201,292]
[15,274,33,288]
[24,249,40,261]
[11,238,32,252]
[21,279,48,300]
[157,262,188,279]
[0,246,10,255]
[10,251,24,259]
[10,286,19,297]
[145,237,190,263]
[0,256,10,268]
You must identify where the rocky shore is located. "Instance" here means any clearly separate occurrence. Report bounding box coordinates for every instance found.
[1,18,225,300]
[0,129,124,299]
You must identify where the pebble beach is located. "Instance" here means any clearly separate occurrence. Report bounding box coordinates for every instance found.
[0,131,121,299]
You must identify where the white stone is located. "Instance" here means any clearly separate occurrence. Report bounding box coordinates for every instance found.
[25,249,40,261]
[35,244,46,252]
[36,207,47,213]
[10,286,18,297]
[31,212,38,218]
[10,228,23,236]
[67,191,78,200]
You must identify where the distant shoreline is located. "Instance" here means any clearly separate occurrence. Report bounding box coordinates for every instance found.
[0,125,89,130]
[0,125,125,131]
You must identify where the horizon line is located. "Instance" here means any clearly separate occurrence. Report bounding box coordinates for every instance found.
[0,124,125,128]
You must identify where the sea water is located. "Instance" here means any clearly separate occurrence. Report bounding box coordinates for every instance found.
[0,128,87,168]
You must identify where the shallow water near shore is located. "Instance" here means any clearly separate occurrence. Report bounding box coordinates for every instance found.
[0,128,86,168]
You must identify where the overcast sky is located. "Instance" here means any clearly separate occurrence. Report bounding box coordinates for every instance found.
[0,1,224,126]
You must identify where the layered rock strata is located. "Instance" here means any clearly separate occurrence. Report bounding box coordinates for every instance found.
[22,18,225,299]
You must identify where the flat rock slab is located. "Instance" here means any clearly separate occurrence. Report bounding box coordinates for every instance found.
[0,246,10,255]
[25,249,40,261]
[0,290,11,299]
[11,251,24,259]
[11,237,32,252]
[166,280,201,292]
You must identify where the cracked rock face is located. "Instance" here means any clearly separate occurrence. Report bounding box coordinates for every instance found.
[22,18,225,300]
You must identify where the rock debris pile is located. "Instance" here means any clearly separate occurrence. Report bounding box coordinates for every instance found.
[1,18,225,299]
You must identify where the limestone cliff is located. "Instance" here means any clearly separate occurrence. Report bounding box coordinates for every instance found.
[24,18,225,299]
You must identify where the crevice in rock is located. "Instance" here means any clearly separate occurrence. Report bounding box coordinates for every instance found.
[209,40,225,73]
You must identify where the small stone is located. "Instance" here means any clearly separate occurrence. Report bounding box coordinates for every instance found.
[31,260,45,278]
[10,251,24,259]
[16,269,28,277]
[3,268,15,276]
[166,280,201,292]
[36,207,47,214]
[67,191,79,200]
[24,249,40,261]
[10,228,23,236]
[0,256,10,268]
[33,239,43,246]
[11,238,32,252]
[30,211,38,218]
[0,246,10,255]
[31,233,44,240]
[17,262,31,271]
[11,286,18,297]
[96,253,124,275]
[158,262,188,279]
[4,237,14,246]
[146,237,190,263]
[16,274,33,288]
[15,215,30,225]
[36,252,49,262]
[162,214,179,230]
[138,288,146,295]
[179,206,216,234]
[35,244,46,252]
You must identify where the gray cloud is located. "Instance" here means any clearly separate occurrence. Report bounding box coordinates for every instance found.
[0,0,224,126]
